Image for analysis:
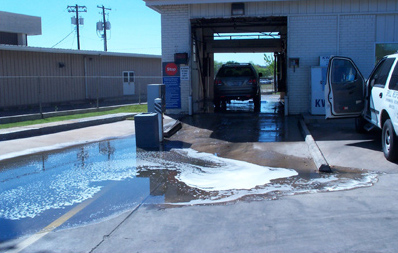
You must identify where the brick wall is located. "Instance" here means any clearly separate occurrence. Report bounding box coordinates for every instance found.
[288,15,338,114]
[158,3,394,115]
[288,14,377,114]
[339,15,376,77]
[161,5,191,114]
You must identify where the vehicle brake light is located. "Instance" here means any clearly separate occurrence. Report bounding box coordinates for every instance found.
[215,79,223,86]
[248,79,257,85]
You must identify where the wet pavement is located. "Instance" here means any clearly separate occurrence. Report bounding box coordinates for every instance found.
[0,97,381,247]
[2,95,398,252]
[171,96,311,170]
[0,135,378,243]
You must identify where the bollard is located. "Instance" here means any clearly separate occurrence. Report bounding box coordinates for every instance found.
[284,96,289,116]
[154,98,163,143]
[147,84,165,113]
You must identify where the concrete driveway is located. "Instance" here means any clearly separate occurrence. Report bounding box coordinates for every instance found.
[1,108,398,252]
[306,117,398,173]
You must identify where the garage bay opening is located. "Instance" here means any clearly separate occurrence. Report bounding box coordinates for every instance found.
[191,17,287,114]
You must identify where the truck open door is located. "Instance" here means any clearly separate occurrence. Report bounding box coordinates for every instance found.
[325,56,365,119]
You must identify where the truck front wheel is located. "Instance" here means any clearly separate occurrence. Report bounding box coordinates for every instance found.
[382,119,398,161]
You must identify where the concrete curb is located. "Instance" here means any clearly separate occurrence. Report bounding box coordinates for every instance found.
[0,113,136,141]
[0,104,142,124]
[299,118,332,173]
[163,120,182,138]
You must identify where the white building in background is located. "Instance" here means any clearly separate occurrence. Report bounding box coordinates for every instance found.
[0,11,42,46]
[0,11,161,110]
[144,0,398,115]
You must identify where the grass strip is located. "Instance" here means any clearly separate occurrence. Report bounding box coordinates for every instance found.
[0,104,147,129]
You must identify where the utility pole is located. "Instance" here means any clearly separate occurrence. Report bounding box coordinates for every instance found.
[67,4,87,50]
[97,5,111,51]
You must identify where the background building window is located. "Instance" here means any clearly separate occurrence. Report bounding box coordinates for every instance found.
[123,71,135,83]
[376,43,398,63]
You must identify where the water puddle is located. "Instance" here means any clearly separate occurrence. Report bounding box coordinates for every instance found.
[0,137,378,217]
[0,136,378,241]
[136,148,378,206]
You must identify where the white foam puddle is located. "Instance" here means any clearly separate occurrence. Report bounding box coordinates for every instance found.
[0,144,378,221]
[136,149,378,206]
[175,149,298,191]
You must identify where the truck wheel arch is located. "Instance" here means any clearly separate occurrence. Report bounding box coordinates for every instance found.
[380,110,390,129]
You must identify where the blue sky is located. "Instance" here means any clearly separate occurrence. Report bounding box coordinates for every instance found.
[2,0,266,65]
[2,0,162,55]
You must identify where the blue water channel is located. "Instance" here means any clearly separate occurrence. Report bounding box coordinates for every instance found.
[0,137,166,242]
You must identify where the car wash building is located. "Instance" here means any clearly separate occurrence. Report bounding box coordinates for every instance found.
[144,0,398,115]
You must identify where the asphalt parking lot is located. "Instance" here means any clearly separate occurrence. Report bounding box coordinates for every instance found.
[1,98,398,253]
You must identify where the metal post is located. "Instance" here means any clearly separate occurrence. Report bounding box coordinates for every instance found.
[102,5,107,52]
[189,95,193,116]
[96,77,99,109]
[284,96,289,116]
[97,54,101,109]
[139,82,141,104]
[37,76,43,119]
[67,5,87,50]
[97,5,111,52]
[154,98,163,143]
[76,4,80,50]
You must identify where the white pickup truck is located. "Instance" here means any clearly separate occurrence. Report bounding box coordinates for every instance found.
[325,53,398,162]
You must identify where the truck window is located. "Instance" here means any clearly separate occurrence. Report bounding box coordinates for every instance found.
[389,62,398,91]
[331,59,358,84]
[369,58,395,88]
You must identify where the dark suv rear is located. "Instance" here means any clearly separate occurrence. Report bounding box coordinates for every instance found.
[214,63,261,111]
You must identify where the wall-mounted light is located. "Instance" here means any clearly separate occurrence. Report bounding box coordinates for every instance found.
[289,58,300,72]
[231,3,245,16]
[58,62,65,68]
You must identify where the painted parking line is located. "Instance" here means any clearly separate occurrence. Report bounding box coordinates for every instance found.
[6,186,110,253]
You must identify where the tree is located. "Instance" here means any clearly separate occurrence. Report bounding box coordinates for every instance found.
[214,60,223,74]
[250,61,266,77]
[214,61,239,75]
[263,54,275,78]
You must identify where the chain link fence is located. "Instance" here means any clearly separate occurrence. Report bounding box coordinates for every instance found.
[0,75,162,116]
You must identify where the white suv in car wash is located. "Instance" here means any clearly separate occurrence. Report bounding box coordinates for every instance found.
[325,53,398,161]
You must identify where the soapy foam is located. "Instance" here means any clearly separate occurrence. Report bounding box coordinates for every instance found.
[0,146,378,220]
[175,149,298,191]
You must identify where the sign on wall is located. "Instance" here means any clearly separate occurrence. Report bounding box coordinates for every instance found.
[180,66,189,81]
[163,62,181,109]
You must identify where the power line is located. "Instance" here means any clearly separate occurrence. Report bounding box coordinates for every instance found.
[97,5,111,51]
[51,29,75,48]
[67,4,87,50]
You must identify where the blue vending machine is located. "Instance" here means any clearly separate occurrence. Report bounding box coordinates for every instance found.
[310,66,327,115]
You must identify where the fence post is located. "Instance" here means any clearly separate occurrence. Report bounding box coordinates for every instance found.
[138,82,141,104]
[37,76,43,119]
[96,76,100,109]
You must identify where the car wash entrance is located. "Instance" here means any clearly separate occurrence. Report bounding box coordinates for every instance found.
[190,17,287,113]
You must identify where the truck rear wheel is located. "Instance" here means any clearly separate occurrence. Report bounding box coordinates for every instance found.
[214,98,220,111]
[254,94,261,112]
[382,119,398,161]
